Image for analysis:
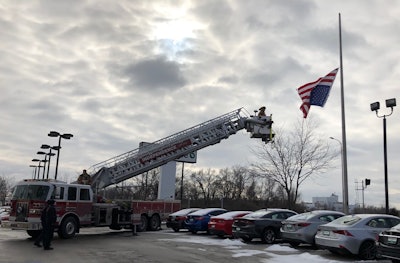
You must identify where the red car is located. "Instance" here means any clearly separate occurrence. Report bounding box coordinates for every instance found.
[166,208,201,232]
[208,211,251,237]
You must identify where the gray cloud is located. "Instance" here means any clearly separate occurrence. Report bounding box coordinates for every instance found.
[1,0,400,208]
[120,56,187,91]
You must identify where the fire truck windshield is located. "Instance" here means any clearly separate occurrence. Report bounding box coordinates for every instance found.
[12,185,50,201]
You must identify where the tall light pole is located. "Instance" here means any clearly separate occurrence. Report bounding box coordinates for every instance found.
[32,159,40,179]
[37,151,48,179]
[41,144,58,179]
[48,131,73,180]
[370,98,396,214]
[29,165,38,179]
[32,159,45,179]
[330,136,346,213]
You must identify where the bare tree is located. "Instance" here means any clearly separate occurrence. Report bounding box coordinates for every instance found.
[190,169,218,206]
[213,166,251,199]
[0,175,12,205]
[251,119,338,209]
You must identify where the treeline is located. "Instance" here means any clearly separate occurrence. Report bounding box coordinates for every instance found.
[102,165,307,212]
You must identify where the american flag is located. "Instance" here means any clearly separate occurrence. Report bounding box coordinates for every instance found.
[297,68,339,118]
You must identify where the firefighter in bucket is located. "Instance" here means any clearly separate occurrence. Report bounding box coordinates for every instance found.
[77,169,91,185]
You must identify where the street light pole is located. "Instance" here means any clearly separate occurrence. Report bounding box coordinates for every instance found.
[383,116,389,213]
[29,165,37,179]
[370,98,396,214]
[48,131,73,180]
[37,151,48,179]
[41,144,58,179]
[32,159,40,179]
[330,137,346,213]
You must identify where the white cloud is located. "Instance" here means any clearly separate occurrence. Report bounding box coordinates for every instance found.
[1,0,399,208]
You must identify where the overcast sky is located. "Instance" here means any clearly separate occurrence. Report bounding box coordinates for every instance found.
[1,0,399,208]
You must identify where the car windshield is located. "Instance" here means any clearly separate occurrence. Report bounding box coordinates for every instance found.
[391,223,400,231]
[189,209,221,216]
[214,211,250,219]
[332,215,361,225]
[12,184,50,200]
[286,212,314,221]
[172,208,199,216]
[243,209,268,219]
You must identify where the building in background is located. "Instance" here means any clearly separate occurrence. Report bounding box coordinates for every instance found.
[303,193,355,213]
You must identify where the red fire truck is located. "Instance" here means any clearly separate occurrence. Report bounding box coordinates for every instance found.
[3,108,273,239]
[4,179,180,239]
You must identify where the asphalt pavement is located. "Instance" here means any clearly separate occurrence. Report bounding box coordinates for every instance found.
[0,225,392,263]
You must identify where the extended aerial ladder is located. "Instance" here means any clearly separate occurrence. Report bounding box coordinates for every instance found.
[89,108,273,190]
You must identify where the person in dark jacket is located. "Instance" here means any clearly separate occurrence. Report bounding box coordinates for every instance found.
[41,199,57,250]
[258,106,267,117]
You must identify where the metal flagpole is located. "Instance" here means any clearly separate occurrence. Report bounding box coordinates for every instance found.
[339,13,349,214]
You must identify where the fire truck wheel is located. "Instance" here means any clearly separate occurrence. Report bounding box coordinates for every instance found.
[137,215,148,232]
[58,217,78,239]
[149,214,161,231]
[27,230,41,239]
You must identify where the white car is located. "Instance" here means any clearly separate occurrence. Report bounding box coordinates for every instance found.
[0,206,11,224]
[315,214,400,260]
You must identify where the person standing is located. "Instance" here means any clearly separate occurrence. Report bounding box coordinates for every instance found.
[33,229,43,247]
[41,199,57,250]
[258,106,267,117]
[77,169,91,185]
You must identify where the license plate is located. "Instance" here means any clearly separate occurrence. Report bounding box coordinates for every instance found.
[323,230,330,236]
[388,237,398,245]
[211,225,215,229]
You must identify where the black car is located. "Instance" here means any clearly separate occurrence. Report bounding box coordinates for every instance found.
[166,208,201,232]
[377,222,400,262]
[232,208,297,244]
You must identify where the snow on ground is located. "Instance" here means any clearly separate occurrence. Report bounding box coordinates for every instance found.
[160,233,387,263]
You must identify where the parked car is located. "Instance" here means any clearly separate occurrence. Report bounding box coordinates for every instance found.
[376,222,400,262]
[232,208,297,244]
[185,208,227,234]
[166,208,201,232]
[315,214,400,260]
[0,206,10,224]
[208,211,252,238]
[281,210,345,247]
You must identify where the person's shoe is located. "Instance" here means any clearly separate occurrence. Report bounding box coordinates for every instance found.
[34,242,42,247]
[44,247,53,250]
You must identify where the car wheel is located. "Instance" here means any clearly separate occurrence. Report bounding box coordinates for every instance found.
[172,227,180,232]
[358,240,376,260]
[191,230,197,234]
[261,228,276,244]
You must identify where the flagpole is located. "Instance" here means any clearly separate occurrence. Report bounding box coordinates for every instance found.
[339,13,349,214]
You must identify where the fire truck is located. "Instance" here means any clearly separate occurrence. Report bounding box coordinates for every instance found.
[3,108,273,239]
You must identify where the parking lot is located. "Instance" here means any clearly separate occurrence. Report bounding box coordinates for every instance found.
[0,225,393,263]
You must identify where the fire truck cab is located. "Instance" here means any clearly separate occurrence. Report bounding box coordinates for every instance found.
[4,179,133,239]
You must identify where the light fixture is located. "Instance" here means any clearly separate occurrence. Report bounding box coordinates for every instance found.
[370,102,380,111]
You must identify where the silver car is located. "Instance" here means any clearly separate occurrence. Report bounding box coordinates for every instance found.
[315,214,400,260]
[281,210,345,247]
